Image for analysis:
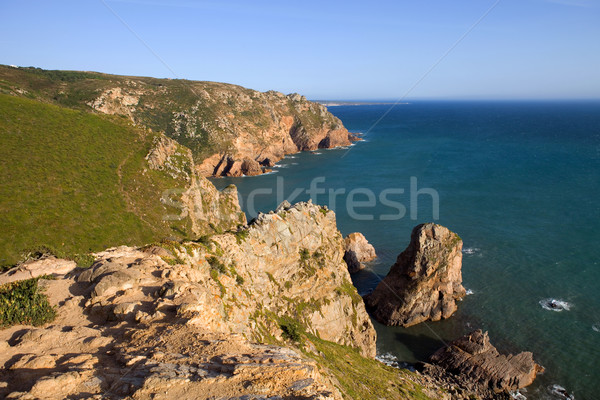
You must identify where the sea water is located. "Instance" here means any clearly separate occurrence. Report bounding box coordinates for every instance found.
[213,101,600,399]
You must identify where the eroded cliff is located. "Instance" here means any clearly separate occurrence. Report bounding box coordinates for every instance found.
[0,65,356,177]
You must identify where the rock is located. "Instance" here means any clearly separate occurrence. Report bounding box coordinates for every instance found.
[364,223,466,327]
[241,158,262,176]
[343,233,376,273]
[425,330,543,395]
[0,257,77,285]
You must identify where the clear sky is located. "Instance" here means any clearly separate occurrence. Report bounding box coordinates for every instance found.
[1,0,599,100]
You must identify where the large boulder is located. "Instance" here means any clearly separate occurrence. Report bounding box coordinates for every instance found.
[343,232,377,273]
[364,223,466,327]
[424,330,543,396]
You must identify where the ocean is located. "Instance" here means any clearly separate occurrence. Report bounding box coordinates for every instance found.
[212,101,600,400]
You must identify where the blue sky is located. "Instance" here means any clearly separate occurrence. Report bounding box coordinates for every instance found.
[1,0,599,100]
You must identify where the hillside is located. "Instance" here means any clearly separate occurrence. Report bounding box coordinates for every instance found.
[0,65,356,177]
[0,93,244,268]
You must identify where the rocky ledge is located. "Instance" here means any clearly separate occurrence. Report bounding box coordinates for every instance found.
[422,330,544,399]
[364,223,466,327]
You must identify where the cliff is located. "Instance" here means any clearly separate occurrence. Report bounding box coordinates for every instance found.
[0,203,448,400]
[0,65,356,177]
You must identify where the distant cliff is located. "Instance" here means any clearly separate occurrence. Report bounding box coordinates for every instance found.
[0,65,356,177]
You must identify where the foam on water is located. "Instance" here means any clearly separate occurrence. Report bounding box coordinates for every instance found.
[592,323,599,333]
[462,247,480,255]
[549,384,575,399]
[539,298,571,312]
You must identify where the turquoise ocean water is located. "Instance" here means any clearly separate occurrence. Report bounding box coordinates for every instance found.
[213,101,600,399]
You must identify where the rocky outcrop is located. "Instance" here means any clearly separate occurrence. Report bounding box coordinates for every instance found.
[0,202,381,399]
[145,134,247,235]
[364,223,466,327]
[0,276,343,399]
[422,330,543,398]
[0,257,76,286]
[73,201,375,358]
[343,232,377,273]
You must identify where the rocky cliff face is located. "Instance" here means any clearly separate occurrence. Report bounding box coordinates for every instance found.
[0,66,356,177]
[71,201,375,359]
[364,223,466,327]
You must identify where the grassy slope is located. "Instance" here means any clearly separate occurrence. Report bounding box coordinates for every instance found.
[0,94,194,268]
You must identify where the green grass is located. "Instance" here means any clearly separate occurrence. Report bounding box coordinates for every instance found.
[0,94,197,268]
[0,276,57,328]
[306,335,435,400]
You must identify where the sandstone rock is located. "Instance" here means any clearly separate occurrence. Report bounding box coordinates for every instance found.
[425,330,543,396]
[0,257,77,285]
[343,232,377,273]
[241,158,262,176]
[364,223,466,327]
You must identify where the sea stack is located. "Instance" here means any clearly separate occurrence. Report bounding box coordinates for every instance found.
[343,232,377,273]
[364,223,466,327]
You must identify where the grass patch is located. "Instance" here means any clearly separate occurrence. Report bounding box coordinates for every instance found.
[305,335,434,400]
[335,279,362,306]
[0,277,57,328]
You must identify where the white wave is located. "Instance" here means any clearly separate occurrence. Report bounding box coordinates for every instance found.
[291,162,299,165]
[376,353,401,369]
[312,152,322,155]
[287,155,297,159]
[549,384,575,399]
[510,390,527,400]
[592,323,600,332]
[539,298,571,312]
[465,289,474,295]
[260,170,279,176]
[462,247,480,255]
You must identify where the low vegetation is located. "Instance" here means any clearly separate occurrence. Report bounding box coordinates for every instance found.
[0,277,56,328]
[0,94,196,268]
[306,335,434,400]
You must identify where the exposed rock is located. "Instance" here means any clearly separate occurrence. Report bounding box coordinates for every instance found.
[0,257,77,285]
[241,158,262,176]
[364,223,466,327]
[343,232,377,273]
[144,133,246,235]
[423,330,543,397]
[0,202,383,399]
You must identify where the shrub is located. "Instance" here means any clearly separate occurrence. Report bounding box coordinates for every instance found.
[280,316,303,342]
[299,248,310,261]
[235,229,249,244]
[207,256,227,274]
[236,274,245,285]
[0,277,57,328]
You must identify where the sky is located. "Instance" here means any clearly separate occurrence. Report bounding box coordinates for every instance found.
[1,0,599,100]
